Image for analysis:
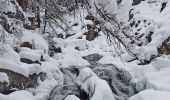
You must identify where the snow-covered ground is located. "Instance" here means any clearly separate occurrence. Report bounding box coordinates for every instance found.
[1,0,170,100]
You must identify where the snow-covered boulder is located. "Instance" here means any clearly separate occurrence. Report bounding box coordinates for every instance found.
[78,67,115,100]
[91,64,135,99]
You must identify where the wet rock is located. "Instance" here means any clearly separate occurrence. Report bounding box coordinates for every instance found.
[0,68,39,94]
[82,54,103,64]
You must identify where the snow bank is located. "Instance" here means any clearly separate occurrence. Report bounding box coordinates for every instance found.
[0,90,35,100]
[129,89,170,100]
[20,51,41,61]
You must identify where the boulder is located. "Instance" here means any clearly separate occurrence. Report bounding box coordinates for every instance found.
[0,68,39,94]
[92,64,135,99]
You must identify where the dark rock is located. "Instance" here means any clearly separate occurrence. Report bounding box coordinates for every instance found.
[82,54,103,65]
[20,58,41,65]
[84,30,98,41]
[94,20,100,25]
[16,0,28,11]
[39,72,47,81]
[158,37,170,54]
[20,58,34,64]
[66,33,76,38]
[132,0,143,5]
[57,33,64,39]
[0,68,39,94]
[73,23,79,26]
[86,24,92,30]
[49,46,62,56]
[85,15,95,21]
[161,3,167,12]
[20,42,32,49]
[40,55,45,62]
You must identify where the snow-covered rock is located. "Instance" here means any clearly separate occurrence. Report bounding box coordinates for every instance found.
[78,67,115,100]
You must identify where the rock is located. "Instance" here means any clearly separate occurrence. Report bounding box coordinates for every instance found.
[91,64,135,99]
[72,23,79,26]
[20,42,32,49]
[132,0,143,5]
[160,3,167,12]
[82,54,103,64]
[20,58,41,65]
[66,33,76,38]
[49,46,62,56]
[84,30,98,41]
[85,15,95,21]
[158,37,170,55]
[0,68,39,94]
[39,72,47,81]
[49,66,88,100]
[49,84,81,100]
[16,0,28,11]
[57,33,64,39]
[86,24,93,30]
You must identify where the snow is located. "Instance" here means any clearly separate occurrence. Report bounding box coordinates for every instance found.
[0,90,35,100]
[1,0,170,100]
[88,0,118,15]
[129,89,170,100]
[22,30,48,54]
[0,72,9,83]
[64,95,80,100]
[20,51,41,61]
